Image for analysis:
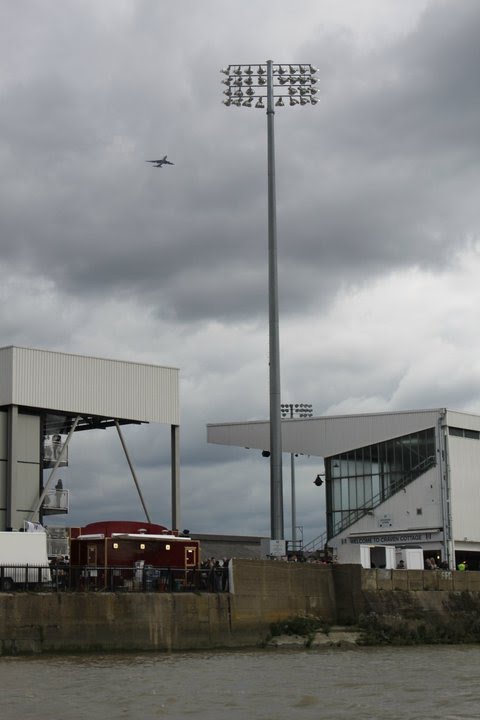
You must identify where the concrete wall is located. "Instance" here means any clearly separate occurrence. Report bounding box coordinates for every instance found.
[332,564,480,624]
[229,560,335,643]
[0,559,336,655]
[2,560,480,655]
[0,409,42,531]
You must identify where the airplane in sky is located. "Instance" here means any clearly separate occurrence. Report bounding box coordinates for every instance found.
[146,156,174,168]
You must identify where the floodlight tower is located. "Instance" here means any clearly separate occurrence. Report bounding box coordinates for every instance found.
[281,403,314,549]
[221,61,318,542]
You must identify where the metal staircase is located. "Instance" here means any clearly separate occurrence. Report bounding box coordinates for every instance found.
[303,455,436,553]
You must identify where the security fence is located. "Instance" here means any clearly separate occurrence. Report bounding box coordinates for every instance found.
[0,564,52,592]
[0,564,230,593]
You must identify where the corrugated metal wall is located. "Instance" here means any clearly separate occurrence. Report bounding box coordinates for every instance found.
[0,347,13,408]
[448,434,480,542]
[207,409,443,457]
[0,347,179,424]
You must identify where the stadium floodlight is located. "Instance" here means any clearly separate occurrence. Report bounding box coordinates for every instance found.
[221,61,318,542]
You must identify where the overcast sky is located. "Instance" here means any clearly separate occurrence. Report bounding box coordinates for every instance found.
[2,0,480,544]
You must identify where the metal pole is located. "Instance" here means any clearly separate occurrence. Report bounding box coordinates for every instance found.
[222,62,317,542]
[171,424,180,531]
[281,402,313,549]
[115,420,152,524]
[290,451,296,547]
[266,59,284,541]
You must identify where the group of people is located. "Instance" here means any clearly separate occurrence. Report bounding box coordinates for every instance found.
[424,557,450,570]
[200,557,230,592]
[395,556,451,570]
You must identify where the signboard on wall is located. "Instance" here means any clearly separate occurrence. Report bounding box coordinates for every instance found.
[377,514,393,528]
[349,530,443,545]
[260,539,286,558]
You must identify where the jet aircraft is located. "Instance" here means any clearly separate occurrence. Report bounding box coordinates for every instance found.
[146,156,174,168]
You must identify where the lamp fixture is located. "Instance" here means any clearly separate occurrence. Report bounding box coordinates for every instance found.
[220,62,319,110]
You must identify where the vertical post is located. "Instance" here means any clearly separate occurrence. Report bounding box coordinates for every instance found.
[439,416,454,569]
[6,405,18,529]
[290,451,296,547]
[171,424,180,532]
[266,59,284,540]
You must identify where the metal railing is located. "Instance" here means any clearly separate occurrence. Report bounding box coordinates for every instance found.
[0,564,52,591]
[330,456,437,538]
[0,564,230,594]
[302,530,328,554]
[302,455,437,552]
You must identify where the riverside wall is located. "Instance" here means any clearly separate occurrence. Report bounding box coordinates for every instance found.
[0,560,335,655]
[332,564,480,635]
[1,560,480,654]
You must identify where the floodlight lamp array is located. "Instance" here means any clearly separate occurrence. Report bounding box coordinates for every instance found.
[280,403,314,418]
[221,63,318,108]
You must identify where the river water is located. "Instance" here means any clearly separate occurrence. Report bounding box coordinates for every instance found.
[1,645,479,719]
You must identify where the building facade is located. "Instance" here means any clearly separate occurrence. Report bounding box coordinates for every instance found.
[207,408,480,569]
[0,346,180,532]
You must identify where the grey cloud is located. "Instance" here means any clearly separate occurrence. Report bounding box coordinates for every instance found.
[3,1,480,543]
[4,2,479,327]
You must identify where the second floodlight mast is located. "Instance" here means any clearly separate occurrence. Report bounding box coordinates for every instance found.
[222,61,318,546]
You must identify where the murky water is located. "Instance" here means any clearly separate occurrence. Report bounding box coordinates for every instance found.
[1,645,479,719]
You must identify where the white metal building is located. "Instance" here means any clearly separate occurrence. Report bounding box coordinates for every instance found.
[207,408,480,570]
[0,346,180,532]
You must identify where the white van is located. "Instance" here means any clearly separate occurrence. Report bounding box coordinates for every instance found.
[0,532,51,591]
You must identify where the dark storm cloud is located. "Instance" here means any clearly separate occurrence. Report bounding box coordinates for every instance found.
[6,2,478,327]
[4,2,477,331]
[276,1,480,280]
[5,1,478,543]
